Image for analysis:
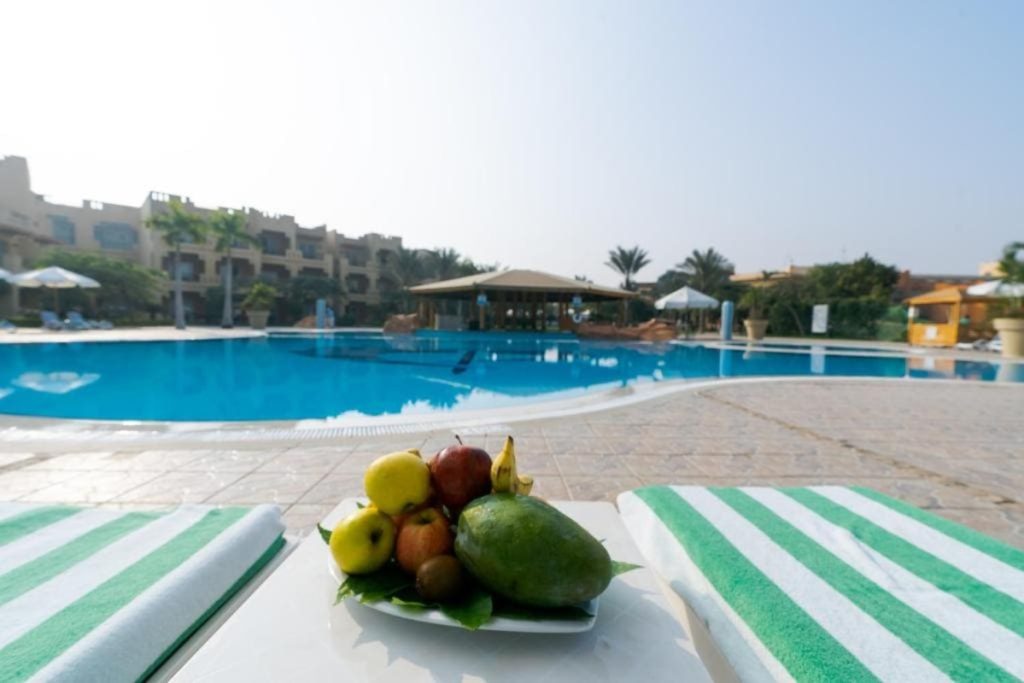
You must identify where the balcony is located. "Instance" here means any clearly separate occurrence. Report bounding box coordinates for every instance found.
[345,273,370,295]
[260,230,291,257]
[162,253,204,282]
[297,241,324,260]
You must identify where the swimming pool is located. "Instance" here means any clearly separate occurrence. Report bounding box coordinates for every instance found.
[0,332,1016,421]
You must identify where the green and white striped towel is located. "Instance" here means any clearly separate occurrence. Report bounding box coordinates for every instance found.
[617,486,1024,682]
[0,503,284,683]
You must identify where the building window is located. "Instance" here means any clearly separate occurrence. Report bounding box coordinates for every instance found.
[177,260,196,280]
[260,232,289,256]
[94,222,138,250]
[298,242,321,260]
[49,215,77,245]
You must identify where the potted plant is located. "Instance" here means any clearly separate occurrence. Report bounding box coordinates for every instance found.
[241,282,277,330]
[992,242,1024,358]
[739,271,772,341]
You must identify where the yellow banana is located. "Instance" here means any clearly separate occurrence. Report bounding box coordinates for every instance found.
[491,436,517,493]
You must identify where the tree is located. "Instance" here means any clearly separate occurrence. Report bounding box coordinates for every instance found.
[740,255,900,339]
[280,276,343,322]
[33,249,165,319]
[806,254,898,301]
[996,241,1024,314]
[208,210,258,328]
[676,248,735,330]
[605,245,651,290]
[678,248,734,297]
[387,247,427,313]
[145,200,207,329]
[429,248,463,281]
[456,258,497,277]
[653,268,688,298]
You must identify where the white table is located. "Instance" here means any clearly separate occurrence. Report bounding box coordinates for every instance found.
[170,500,712,682]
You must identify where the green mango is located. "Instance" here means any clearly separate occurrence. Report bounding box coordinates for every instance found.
[454,494,612,608]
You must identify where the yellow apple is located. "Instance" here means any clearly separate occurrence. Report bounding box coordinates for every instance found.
[364,449,431,515]
[329,507,396,574]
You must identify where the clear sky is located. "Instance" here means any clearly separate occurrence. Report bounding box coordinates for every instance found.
[1,1,1021,286]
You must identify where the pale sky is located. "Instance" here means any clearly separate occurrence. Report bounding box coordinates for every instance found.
[1,0,1021,286]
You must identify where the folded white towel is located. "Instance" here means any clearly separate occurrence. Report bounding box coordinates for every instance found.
[0,504,284,682]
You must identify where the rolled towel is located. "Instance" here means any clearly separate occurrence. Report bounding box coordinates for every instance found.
[0,504,284,682]
[619,485,1024,682]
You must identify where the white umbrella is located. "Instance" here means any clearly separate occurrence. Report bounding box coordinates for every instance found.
[654,286,719,310]
[9,266,100,314]
[966,280,1024,298]
[11,266,100,289]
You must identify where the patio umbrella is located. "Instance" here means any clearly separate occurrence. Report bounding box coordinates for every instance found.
[9,266,100,314]
[654,286,719,310]
[966,280,1024,298]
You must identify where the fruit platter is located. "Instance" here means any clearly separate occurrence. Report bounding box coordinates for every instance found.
[320,436,639,631]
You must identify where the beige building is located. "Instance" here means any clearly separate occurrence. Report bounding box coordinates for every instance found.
[0,155,402,322]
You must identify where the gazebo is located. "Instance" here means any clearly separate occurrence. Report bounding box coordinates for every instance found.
[408,269,636,331]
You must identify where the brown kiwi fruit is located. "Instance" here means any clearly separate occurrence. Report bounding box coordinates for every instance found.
[415,554,464,602]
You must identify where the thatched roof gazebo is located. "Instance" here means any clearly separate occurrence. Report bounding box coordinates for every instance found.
[408,269,635,331]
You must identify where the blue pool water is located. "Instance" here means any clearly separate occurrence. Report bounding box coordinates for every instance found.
[0,332,1016,421]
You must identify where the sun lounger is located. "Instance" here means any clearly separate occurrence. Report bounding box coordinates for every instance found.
[39,311,63,331]
[618,485,1024,682]
[0,503,285,682]
[65,311,113,330]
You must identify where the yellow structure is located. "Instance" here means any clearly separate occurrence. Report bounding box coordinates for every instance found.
[905,287,992,347]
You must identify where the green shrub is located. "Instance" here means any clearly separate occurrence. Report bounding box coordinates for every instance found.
[241,282,278,311]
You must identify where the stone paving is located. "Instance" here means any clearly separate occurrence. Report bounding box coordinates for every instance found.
[1,379,1022,547]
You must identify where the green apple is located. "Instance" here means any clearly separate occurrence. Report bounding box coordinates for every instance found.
[330,507,396,574]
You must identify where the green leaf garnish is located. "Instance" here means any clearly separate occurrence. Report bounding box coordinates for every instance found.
[438,584,493,630]
[611,560,642,576]
[334,566,413,605]
[317,523,332,545]
[356,501,366,509]
[390,596,431,610]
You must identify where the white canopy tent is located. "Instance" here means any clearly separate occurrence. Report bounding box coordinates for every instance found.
[9,266,100,313]
[966,280,1024,298]
[654,286,719,311]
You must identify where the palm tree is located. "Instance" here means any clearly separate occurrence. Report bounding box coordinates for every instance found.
[677,248,735,331]
[430,248,463,281]
[390,246,427,312]
[145,200,207,329]
[678,248,734,295]
[605,245,651,290]
[208,210,259,328]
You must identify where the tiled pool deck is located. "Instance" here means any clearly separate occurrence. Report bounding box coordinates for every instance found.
[2,379,1022,547]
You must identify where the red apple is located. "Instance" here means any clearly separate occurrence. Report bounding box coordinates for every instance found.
[395,507,453,574]
[391,499,434,530]
[429,440,492,515]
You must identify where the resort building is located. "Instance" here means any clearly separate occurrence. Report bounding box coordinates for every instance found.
[0,155,402,322]
[729,264,811,286]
